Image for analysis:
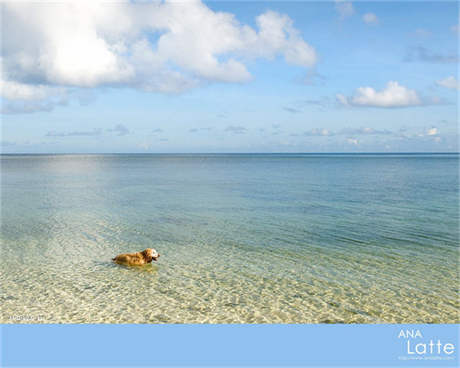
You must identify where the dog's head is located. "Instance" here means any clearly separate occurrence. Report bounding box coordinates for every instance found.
[142,248,160,262]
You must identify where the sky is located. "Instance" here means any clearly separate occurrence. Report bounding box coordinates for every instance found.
[1,0,458,153]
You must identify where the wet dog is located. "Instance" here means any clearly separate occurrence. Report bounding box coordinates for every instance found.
[112,248,160,266]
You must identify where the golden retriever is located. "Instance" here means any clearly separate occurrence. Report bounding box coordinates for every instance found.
[112,248,160,266]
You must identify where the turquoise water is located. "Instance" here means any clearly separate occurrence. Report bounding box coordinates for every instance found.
[1,154,458,323]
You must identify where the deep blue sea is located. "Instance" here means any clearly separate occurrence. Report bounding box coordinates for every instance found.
[1,153,458,323]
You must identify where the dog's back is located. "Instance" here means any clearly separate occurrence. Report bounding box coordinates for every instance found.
[112,252,146,265]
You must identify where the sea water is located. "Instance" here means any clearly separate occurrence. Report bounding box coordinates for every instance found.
[1,154,458,323]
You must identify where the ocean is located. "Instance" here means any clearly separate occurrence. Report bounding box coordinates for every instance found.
[1,153,458,323]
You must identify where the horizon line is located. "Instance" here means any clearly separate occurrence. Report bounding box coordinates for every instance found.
[1,152,459,155]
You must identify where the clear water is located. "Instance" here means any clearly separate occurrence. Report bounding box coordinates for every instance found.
[1,154,458,323]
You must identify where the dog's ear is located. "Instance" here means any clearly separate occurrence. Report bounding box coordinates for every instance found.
[142,249,152,262]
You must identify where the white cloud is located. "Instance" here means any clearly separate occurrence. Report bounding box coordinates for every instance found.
[0,79,65,101]
[346,138,359,145]
[335,0,354,20]
[426,127,438,136]
[436,76,459,90]
[1,0,317,110]
[339,127,392,135]
[362,13,378,25]
[0,68,69,113]
[304,128,333,137]
[252,11,316,67]
[336,81,422,108]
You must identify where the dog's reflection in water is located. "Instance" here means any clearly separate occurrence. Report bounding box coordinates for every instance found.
[119,262,159,275]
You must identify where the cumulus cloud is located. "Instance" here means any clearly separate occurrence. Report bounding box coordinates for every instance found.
[1,0,317,113]
[362,13,378,25]
[336,81,422,108]
[335,0,354,20]
[436,76,459,90]
[0,71,69,113]
[0,79,65,101]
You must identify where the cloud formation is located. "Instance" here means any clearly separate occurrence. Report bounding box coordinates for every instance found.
[340,127,392,135]
[283,106,302,114]
[404,46,459,63]
[289,126,449,151]
[334,0,354,20]
[436,76,459,90]
[46,129,102,137]
[189,127,213,133]
[46,124,130,137]
[336,81,422,108]
[301,69,326,86]
[1,0,317,112]
[362,13,378,25]
[303,128,333,137]
[107,124,130,136]
[225,125,247,134]
[1,99,67,114]
[426,127,438,136]
[300,127,393,137]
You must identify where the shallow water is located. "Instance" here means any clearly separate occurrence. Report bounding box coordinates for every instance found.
[1,154,458,323]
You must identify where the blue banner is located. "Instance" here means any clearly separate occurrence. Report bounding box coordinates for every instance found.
[1,324,458,367]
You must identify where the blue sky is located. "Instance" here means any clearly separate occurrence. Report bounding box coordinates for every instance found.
[1,0,458,153]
